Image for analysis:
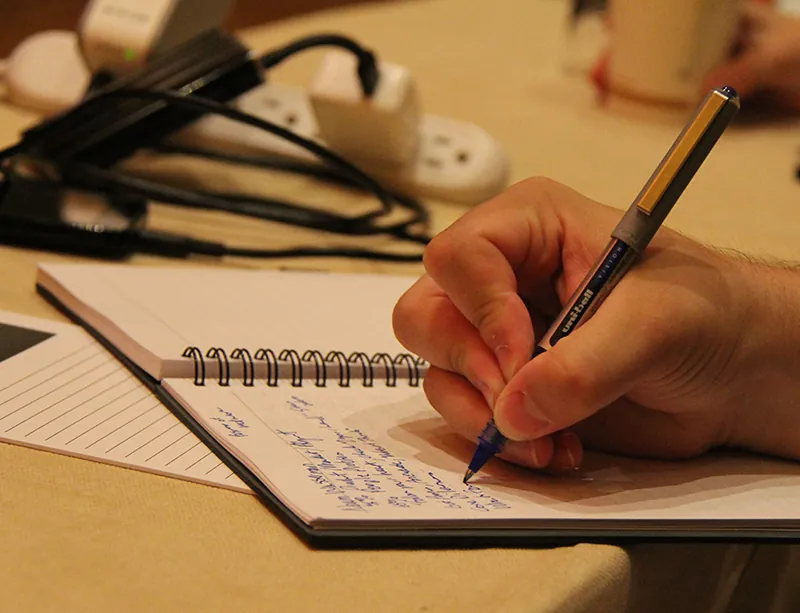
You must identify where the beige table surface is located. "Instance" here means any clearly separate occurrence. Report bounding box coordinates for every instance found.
[2,1,800,612]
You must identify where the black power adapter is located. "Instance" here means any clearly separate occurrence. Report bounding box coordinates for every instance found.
[19,29,262,168]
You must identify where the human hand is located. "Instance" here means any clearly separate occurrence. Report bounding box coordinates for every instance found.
[393,178,800,472]
[703,3,800,112]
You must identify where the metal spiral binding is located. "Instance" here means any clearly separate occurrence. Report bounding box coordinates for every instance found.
[181,346,425,387]
[230,348,254,386]
[181,346,206,386]
[278,349,303,387]
[205,347,230,386]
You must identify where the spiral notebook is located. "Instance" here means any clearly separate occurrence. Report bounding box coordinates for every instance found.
[35,262,800,548]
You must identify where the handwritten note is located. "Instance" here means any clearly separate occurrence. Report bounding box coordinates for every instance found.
[273,395,511,514]
[164,375,800,530]
[211,407,250,438]
[164,379,519,523]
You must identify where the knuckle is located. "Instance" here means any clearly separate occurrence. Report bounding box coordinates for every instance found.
[446,341,471,379]
[508,176,561,207]
[514,175,558,194]
[422,369,447,413]
[422,230,461,279]
[472,293,506,334]
[391,292,417,351]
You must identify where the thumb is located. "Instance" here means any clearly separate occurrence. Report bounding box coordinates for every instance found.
[493,291,660,441]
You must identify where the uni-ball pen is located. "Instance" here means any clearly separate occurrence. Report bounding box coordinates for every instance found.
[463,85,741,484]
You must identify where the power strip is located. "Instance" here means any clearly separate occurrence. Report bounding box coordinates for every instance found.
[1,30,510,204]
[172,82,511,205]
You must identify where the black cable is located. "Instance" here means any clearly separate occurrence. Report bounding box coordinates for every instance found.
[60,159,407,236]
[2,35,430,260]
[259,34,379,96]
[148,142,432,242]
[0,142,25,164]
[221,245,421,261]
[137,230,422,262]
[23,87,398,233]
[132,229,424,262]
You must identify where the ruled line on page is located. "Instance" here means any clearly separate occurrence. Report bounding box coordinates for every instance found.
[0,342,249,494]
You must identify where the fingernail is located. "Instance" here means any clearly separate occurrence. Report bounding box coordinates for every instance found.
[530,442,542,468]
[474,379,496,408]
[565,443,577,470]
[560,432,581,470]
[494,391,553,441]
[493,344,517,381]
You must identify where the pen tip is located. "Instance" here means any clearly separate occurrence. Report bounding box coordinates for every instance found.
[462,470,475,484]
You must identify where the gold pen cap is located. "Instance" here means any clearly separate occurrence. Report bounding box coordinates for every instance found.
[635,86,740,216]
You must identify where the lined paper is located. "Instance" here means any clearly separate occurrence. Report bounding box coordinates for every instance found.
[0,311,248,493]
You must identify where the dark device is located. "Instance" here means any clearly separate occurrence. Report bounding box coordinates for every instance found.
[0,173,148,259]
[19,29,262,168]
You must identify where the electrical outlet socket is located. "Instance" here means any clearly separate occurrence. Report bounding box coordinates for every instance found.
[174,81,510,204]
[175,83,319,160]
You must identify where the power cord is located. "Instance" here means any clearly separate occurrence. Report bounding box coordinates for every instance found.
[146,142,430,244]
[0,33,430,261]
[23,88,404,231]
[60,159,427,240]
[258,34,379,97]
[135,228,426,262]
[0,165,427,262]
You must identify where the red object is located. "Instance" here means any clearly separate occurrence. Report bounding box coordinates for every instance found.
[590,50,611,101]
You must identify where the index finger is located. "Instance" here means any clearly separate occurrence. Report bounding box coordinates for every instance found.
[422,178,565,381]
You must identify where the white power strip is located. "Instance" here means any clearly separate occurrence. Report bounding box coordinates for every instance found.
[173,82,511,205]
[1,30,510,205]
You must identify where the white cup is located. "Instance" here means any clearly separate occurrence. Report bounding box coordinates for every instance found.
[607,0,741,105]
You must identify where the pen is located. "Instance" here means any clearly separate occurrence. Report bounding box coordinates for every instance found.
[463,85,740,484]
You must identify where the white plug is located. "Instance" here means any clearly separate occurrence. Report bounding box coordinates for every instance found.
[3,31,90,114]
[308,50,421,166]
[79,0,231,75]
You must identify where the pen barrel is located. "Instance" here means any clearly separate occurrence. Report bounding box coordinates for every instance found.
[539,238,638,350]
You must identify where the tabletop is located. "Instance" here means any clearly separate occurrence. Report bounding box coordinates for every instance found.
[1,1,799,612]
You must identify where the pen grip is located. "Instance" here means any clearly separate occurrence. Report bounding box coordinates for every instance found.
[538,238,637,350]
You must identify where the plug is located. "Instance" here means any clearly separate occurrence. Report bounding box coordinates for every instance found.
[3,31,91,115]
[309,50,421,166]
[79,0,231,75]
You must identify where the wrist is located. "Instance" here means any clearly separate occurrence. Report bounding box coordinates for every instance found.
[727,257,800,460]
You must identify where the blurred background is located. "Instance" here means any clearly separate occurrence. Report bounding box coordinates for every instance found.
[0,0,385,56]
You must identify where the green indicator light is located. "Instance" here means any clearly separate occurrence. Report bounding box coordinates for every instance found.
[124,48,136,62]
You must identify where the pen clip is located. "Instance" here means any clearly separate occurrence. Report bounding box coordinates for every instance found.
[635,89,732,215]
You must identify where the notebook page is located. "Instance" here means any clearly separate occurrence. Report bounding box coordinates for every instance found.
[0,311,248,493]
[163,377,800,529]
[37,264,416,380]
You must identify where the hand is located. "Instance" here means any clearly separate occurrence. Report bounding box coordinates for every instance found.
[703,3,800,112]
[393,178,800,472]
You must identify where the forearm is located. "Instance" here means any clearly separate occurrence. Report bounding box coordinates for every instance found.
[728,259,800,460]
